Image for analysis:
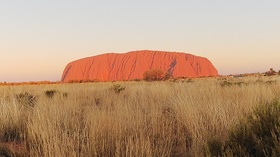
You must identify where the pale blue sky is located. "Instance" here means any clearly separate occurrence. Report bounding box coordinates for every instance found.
[1,0,280,82]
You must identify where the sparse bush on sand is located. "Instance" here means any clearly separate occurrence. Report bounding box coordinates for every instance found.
[0,76,280,156]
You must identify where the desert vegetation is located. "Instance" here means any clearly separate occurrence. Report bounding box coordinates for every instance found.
[143,68,165,81]
[0,76,280,156]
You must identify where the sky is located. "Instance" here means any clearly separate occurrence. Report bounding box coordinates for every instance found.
[1,0,280,82]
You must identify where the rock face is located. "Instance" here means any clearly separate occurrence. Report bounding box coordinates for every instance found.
[61,50,218,82]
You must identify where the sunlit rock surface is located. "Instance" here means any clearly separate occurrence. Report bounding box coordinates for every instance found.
[61,50,218,82]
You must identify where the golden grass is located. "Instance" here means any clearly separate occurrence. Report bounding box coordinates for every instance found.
[0,76,280,156]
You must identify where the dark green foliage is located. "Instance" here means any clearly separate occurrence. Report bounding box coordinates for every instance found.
[112,84,125,94]
[44,90,57,98]
[206,100,280,157]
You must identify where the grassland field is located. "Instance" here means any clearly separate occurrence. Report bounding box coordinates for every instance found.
[0,76,280,157]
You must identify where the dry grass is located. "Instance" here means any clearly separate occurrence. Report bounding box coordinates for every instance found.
[0,76,280,156]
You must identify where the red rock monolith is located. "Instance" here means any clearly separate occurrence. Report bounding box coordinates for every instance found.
[61,50,218,82]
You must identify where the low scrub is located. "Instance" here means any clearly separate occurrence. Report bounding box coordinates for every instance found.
[206,99,280,157]
[15,92,37,107]
[143,69,164,81]
[44,90,57,98]
[111,84,125,94]
[220,81,246,87]
[0,77,280,156]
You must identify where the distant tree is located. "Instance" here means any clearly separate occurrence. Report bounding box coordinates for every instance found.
[278,70,280,75]
[270,68,276,73]
[265,68,276,76]
[143,69,164,81]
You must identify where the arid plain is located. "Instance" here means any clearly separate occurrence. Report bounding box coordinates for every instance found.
[1,75,280,156]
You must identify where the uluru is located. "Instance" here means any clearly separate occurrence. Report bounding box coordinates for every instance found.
[61,50,218,82]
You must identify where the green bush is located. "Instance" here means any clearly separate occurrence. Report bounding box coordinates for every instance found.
[206,99,280,157]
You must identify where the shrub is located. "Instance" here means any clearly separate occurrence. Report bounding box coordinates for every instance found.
[81,79,93,83]
[0,145,12,157]
[45,90,57,98]
[1,125,22,142]
[15,92,37,107]
[163,72,172,80]
[94,98,101,108]
[0,143,28,157]
[206,99,280,157]
[112,84,125,94]
[206,136,223,157]
[143,69,164,81]
[62,92,68,98]
[278,70,280,75]
[187,78,193,83]
[132,78,141,82]
[67,80,80,83]
[220,81,232,87]
[266,80,277,84]
[265,68,276,76]
[220,81,246,87]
